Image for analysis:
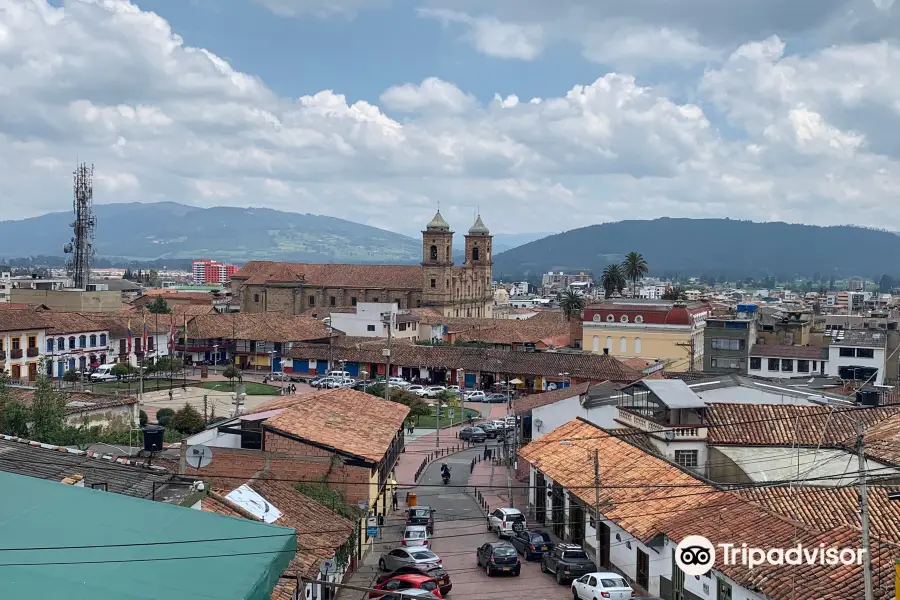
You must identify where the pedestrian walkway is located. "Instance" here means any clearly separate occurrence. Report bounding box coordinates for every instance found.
[467,453,529,514]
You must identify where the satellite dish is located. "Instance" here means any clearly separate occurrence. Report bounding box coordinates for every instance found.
[186,444,213,469]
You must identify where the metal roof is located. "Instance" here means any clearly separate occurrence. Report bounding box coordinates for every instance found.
[641,379,706,409]
[0,471,296,600]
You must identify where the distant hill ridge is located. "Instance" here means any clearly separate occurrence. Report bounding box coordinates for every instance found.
[491,217,900,279]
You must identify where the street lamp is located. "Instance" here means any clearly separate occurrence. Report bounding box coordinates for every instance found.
[212,344,219,375]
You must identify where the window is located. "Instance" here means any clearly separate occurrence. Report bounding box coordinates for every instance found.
[635,315,644,324]
[592,336,600,352]
[711,357,740,369]
[351,297,357,306]
[99,333,107,345]
[78,335,86,348]
[620,315,629,323]
[119,339,127,355]
[398,322,407,332]
[858,348,875,359]
[472,247,480,261]
[781,359,793,372]
[797,360,810,373]
[606,314,615,322]
[373,297,379,302]
[0,339,4,352]
[46,338,54,352]
[27,336,36,349]
[674,450,698,467]
[308,295,315,307]
[11,337,20,351]
[147,336,154,351]
[711,338,745,351]
[606,336,612,351]
[619,337,627,353]
[329,296,336,307]
[429,245,438,260]
[634,337,641,353]
[89,334,97,347]
[367,325,376,332]
[135,338,142,353]
[839,347,856,357]
[57,337,64,350]
[430,278,436,288]
[253,293,260,303]
[750,357,761,370]
[768,358,780,371]
[636,548,650,591]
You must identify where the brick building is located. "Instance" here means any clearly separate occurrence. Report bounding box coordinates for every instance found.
[231,212,495,318]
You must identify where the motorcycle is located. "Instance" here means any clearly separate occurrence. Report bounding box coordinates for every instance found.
[441,468,451,485]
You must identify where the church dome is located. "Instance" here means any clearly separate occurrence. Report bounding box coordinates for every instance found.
[468,215,490,235]
[493,288,510,304]
[426,210,451,232]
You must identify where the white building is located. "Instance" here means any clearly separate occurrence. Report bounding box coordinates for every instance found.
[329,302,420,341]
[42,312,113,378]
[747,344,827,378]
[0,272,10,303]
[826,329,887,385]
[637,285,668,300]
[0,310,49,382]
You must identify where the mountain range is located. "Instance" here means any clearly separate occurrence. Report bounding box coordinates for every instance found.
[0,202,545,264]
[492,218,900,280]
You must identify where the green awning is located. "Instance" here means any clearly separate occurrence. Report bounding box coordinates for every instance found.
[0,471,296,600]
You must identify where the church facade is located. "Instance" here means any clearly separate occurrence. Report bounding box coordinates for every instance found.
[232,211,494,318]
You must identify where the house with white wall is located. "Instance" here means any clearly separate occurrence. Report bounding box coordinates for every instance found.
[826,329,887,385]
[329,302,420,341]
[518,418,896,600]
[0,309,50,382]
[747,344,827,378]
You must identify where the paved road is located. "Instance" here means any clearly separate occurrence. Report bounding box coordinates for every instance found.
[391,442,574,600]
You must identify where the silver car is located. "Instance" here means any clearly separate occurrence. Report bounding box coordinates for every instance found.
[378,547,442,572]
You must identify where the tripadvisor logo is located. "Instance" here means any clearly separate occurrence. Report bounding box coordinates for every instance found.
[674,535,867,576]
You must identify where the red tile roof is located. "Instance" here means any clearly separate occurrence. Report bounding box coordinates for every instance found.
[39,311,108,335]
[861,413,900,467]
[749,344,828,359]
[263,388,409,463]
[232,261,423,290]
[512,382,591,415]
[0,308,50,333]
[429,312,572,346]
[187,313,332,342]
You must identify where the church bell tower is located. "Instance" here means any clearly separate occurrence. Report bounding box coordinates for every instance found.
[422,210,454,307]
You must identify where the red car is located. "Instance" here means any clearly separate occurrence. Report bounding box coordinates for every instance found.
[369,574,444,599]
[377,566,452,596]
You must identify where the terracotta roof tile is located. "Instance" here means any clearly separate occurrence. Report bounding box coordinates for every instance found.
[861,413,900,466]
[750,344,829,359]
[39,311,108,335]
[512,382,591,415]
[429,313,572,346]
[263,388,409,463]
[187,313,332,342]
[288,342,641,383]
[0,308,50,333]
[706,403,900,448]
[233,261,423,290]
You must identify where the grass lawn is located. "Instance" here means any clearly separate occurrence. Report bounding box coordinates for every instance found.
[415,407,480,429]
[198,381,281,395]
[85,379,192,394]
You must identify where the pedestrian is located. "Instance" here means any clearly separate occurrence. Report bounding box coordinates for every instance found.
[392,490,398,510]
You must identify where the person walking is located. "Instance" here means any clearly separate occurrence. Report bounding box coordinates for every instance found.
[391,490,398,511]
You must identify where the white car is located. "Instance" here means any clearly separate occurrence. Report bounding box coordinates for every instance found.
[487,507,526,538]
[401,525,430,548]
[407,385,426,395]
[422,386,447,399]
[90,364,118,382]
[387,377,409,387]
[327,370,351,378]
[572,573,633,600]
[446,385,461,393]
[465,390,486,402]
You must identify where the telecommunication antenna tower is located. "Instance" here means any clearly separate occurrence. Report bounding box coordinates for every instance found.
[63,163,96,289]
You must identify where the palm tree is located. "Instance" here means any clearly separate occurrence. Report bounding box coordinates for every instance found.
[601,264,627,299]
[622,252,649,297]
[557,290,586,320]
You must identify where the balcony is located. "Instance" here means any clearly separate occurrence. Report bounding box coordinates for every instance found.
[10,349,23,360]
[615,407,707,440]
[26,347,39,358]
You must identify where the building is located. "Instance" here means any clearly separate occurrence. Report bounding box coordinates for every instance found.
[637,284,669,299]
[10,389,139,429]
[10,288,124,312]
[85,313,171,368]
[40,312,112,377]
[756,307,813,345]
[541,271,592,294]
[232,212,494,318]
[747,344,828,378]
[827,329,888,385]
[0,271,10,303]
[192,259,239,285]
[582,300,709,371]
[329,302,421,341]
[702,304,758,373]
[131,289,214,310]
[0,309,50,382]
[420,310,572,350]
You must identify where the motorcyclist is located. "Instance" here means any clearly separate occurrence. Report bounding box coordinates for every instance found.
[440,463,451,480]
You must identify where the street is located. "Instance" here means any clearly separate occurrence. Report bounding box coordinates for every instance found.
[396,442,575,600]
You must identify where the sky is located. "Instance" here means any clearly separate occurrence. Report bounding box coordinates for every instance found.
[3,0,900,237]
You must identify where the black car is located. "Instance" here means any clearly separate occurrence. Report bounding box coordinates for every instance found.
[406,506,435,535]
[476,541,521,577]
[540,543,596,585]
[510,529,554,560]
[459,426,487,443]
[377,566,452,596]
[479,422,499,438]
[350,379,373,390]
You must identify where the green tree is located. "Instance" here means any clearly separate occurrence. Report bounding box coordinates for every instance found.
[601,264,626,299]
[148,269,161,287]
[365,384,430,420]
[62,369,79,383]
[29,373,66,442]
[156,408,175,427]
[223,364,243,385]
[556,290,586,320]
[110,362,134,381]
[621,252,649,296]
[169,402,205,434]
[139,410,148,427]
[662,286,686,301]
[147,296,171,314]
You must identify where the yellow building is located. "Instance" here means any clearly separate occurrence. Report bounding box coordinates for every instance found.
[0,309,49,382]
[582,300,709,372]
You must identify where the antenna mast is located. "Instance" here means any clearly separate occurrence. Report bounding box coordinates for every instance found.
[64,163,96,289]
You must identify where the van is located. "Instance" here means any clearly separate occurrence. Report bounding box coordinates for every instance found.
[327,370,351,379]
[90,363,118,382]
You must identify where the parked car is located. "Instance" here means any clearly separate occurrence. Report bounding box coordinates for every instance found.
[446,385,461,393]
[485,393,507,403]
[377,566,452,596]
[476,541,521,577]
[540,543,596,585]
[407,385,426,395]
[490,419,508,430]
[90,364,118,382]
[406,506,435,535]
[510,529,554,560]
[327,370,351,379]
[351,379,374,390]
[402,525,430,548]
[464,390,486,402]
[379,548,442,572]
[572,573,634,600]
[459,426,487,443]
[368,574,444,599]
[375,590,440,600]
[479,422,499,438]
[487,507,526,538]
[421,386,447,399]
[387,377,410,387]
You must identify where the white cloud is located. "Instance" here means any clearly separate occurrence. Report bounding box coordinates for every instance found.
[417,8,545,60]
[252,0,389,18]
[4,0,900,235]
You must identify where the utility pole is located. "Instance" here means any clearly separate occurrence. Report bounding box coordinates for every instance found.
[594,448,602,567]
[675,335,696,372]
[203,394,209,424]
[856,419,874,600]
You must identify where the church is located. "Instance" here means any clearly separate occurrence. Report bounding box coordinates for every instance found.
[232,211,494,318]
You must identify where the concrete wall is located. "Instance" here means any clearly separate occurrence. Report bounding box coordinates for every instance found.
[531,396,619,442]
[11,289,124,312]
[747,355,826,379]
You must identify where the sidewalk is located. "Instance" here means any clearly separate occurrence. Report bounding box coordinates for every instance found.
[467,453,529,515]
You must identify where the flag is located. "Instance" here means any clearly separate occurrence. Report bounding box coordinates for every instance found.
[126,318,134,355]
[183,314,188,354]
[168,314,175,353]
[142,318,149,356]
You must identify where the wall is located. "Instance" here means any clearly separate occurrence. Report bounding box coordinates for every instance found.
[583,326,703,371]
[0,328,47,381]
[65,404,138,429]
[240,285,423,315]
[692,385,818,406]
[747,355,826,379]
[826,346,886,385]
[531,396,619,441]
[11,289,124,312]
